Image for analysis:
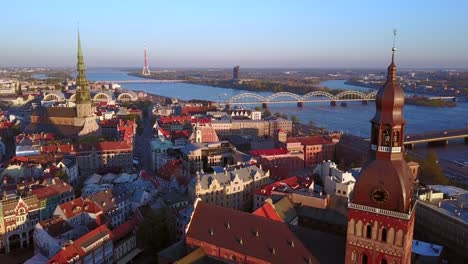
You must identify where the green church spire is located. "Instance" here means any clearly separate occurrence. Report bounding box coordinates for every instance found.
[76,30,90,102]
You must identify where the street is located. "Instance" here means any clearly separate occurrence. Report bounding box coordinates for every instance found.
[134,104,154,173]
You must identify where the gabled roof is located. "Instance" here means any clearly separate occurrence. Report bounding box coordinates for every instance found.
[272,196,297,223]
[39,216,73,237]
[112,216,140,242]
[252,202,283,222]
[57,197,102,219]
[48,224,112,264]
[255,176,313,196]
[186,201,317,264]
[198,166,266,190]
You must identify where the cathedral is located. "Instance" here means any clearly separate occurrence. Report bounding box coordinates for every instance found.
[26,32,101,138]
[345,44,416,263]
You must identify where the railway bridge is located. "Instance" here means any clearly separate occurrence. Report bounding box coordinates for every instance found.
[226,90,378,108]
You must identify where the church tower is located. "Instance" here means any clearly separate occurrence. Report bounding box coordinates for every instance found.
[75,31,93,118]
[345,33,416,264]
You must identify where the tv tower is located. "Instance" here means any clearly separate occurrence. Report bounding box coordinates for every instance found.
[142,48,151,76]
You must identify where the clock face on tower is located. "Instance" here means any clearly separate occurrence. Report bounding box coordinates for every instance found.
[381,129,391,147]
[370,187,389,203]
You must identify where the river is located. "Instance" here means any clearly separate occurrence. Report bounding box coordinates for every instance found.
[86,69,468,162]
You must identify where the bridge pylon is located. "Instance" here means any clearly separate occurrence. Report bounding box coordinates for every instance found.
[362,100,368,105]
[330,101,337,106]
[297,101,303,107]
[262,103,268,109]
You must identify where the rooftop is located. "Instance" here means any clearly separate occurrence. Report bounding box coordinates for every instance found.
[57,197,102,220]
[39,216,74,237]
[427,185,468,197]
[48,224,112,264]
[186,201,317,264]
[255,176,313,196]
[417,194,468,225]
[412,240,443,257]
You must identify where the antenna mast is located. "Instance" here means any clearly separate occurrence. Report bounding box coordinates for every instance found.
[142,47,151,76]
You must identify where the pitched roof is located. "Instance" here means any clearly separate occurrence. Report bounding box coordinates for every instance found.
[39,216,73,237]
[111,216,140,242]
[32,106,77,118]
[25,123,83,137]
[198,166,266,190]
[86,190,116,214]
[48,224,112,264]
[252,202,283,222]
[255,176,313,196]
[57,197,102,219]
[272,196,297,223]
[186,201,317,264]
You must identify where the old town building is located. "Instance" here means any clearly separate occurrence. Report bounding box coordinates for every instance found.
[188,165,270,211]
[40,141,133,176]
[314,160,356,200]
[48,224,113,264]
[345,45,416,264]
[0,195,40,253]
[283,135,337,168]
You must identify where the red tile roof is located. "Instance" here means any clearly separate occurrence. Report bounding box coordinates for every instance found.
[157,160,182,181]
[186,201,317,264]
[249,148,289,157]
[159,115,191,124]
[112,216,140,242]
[286,136,332,146]
[191,117,211,124]
[57,197,102,220]
[255,176,313,196]
[48,224,112,264]
[31,178,73,200]
[252,202,283,222]
[39,216,73,237]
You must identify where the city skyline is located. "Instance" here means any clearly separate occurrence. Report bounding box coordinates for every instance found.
[1,0,468,69]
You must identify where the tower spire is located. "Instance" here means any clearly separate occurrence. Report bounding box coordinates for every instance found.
[75,29,90,103]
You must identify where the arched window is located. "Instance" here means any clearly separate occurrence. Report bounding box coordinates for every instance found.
[356,221,363,237]
[366,225,372,239]
[362,253,368,264]
[348,219,355,235]
[381,259,388,264]
[351,250,358,263]
[381,227,387,242]
[395,229,404,247]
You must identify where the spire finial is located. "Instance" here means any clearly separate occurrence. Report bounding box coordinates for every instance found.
[387,29,397,81]
[392,29,397,62]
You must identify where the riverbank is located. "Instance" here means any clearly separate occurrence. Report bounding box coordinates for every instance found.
[406,96,456,107]
[128,71,341,95]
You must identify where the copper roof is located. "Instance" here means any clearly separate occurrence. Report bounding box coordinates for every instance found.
[186,201,317,264]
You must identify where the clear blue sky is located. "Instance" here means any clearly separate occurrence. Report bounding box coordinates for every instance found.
[1,0,468,69]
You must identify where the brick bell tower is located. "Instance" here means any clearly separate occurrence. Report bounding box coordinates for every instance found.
[345,32,416,264]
